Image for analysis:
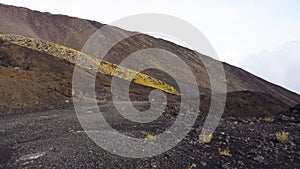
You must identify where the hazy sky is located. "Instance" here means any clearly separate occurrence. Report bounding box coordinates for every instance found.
[1,0,299,93]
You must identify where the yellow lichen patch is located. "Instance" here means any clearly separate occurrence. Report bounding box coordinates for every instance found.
[0,34,180,95]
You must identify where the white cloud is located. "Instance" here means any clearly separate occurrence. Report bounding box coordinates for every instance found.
[239,41,300,93]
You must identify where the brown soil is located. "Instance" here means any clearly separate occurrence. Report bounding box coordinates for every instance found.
[0,40,73,109]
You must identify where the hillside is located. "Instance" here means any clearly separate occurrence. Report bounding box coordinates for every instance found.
[0,3,300,169]
[0,3,299,118]
[0,3,299,108]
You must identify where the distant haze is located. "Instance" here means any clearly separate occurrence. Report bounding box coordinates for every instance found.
[239,41,300,93]
[1,0,299,93]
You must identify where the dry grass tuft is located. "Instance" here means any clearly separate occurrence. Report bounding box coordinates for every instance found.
[219,149,232,157]
[264,117,274,122]
[276,131,288,143]
[187,163,196,169]
[199,133,213,143]
[145,133,156,141]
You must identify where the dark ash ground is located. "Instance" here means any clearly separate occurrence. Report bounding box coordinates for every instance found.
[0,103,299,169]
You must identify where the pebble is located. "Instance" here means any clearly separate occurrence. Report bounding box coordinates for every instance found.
[222,163,230,169]
[18,151,47,161]
[200,161,207,167]
[253,155,264,163]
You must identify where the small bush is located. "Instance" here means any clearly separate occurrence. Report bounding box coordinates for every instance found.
[187,163,196,169]
[276,132,288,143]
[199,133,213,143]
[264,117,274,122]
[145,133,156,141]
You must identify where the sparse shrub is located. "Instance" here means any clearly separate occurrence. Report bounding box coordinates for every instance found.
[199,133,213,143]
[276,132,288,143]
[219,149,232,157]
[145,133,156,141]
[264,117,274,122]
[187,163,196,169]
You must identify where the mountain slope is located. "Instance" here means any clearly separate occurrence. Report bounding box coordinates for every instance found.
[0,3,299,113]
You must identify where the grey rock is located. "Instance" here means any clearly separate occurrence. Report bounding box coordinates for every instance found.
[254,155,264,163]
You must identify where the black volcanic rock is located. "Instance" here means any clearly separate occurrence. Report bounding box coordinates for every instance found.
[276,104,300,123]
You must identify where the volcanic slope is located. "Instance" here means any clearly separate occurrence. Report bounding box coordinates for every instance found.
[0,3,299,106]
[0,3,299,117]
